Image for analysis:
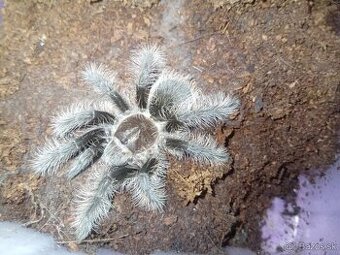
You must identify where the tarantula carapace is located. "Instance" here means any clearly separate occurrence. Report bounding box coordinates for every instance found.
[32,45,239,241]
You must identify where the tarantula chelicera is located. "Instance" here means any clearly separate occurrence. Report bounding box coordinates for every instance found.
[32,45,239,241]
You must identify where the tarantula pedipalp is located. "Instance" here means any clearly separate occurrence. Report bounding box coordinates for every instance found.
[32,45,239,241]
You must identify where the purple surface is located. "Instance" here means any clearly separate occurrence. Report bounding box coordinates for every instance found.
[261,156,340,254]
[0,0,4,24]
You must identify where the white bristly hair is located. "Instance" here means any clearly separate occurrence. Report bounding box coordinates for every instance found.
[32,139,80,175]
[178,93,240,129]
[147,70,194,120]
[31,45,239,242]
[82,63,130,113]
[81,63,116,95]
[130,44,166,90]
[101,138,132,166]
[67,146,101,180]
[162,133,229,166]
[123,173,167,212]
[72,164,119,241]
[150,154,169,179]
[52,104,95,137]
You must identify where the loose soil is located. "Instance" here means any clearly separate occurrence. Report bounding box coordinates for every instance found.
[0,0,339,254]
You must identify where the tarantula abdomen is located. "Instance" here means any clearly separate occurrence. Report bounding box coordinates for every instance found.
[114,113,159,153]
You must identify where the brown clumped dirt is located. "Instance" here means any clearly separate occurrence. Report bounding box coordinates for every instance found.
[0,0,339,254]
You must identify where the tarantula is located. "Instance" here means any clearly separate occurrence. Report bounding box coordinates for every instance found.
[32,45,239,241]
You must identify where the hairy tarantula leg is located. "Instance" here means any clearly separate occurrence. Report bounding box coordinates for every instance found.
[120,158,168,211]
[110,164,139,181]
[32,139,83,176]
[130,45,166,109]
[74,128,106,149]
[82,63,130,112]
[109,91,130,112]
[178,93,240,129]
[73,163,140,241]
[100,138,133,167]
[32,128,105,175]
[124,173,167,212]
[52,105,115,137]
[165,118,185,132]
[139,158,158,174]
[139,157,169,178]
[67,145,103,180]
[163,134,229,165]
[72,165,119,242]
[147,70,193,121]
